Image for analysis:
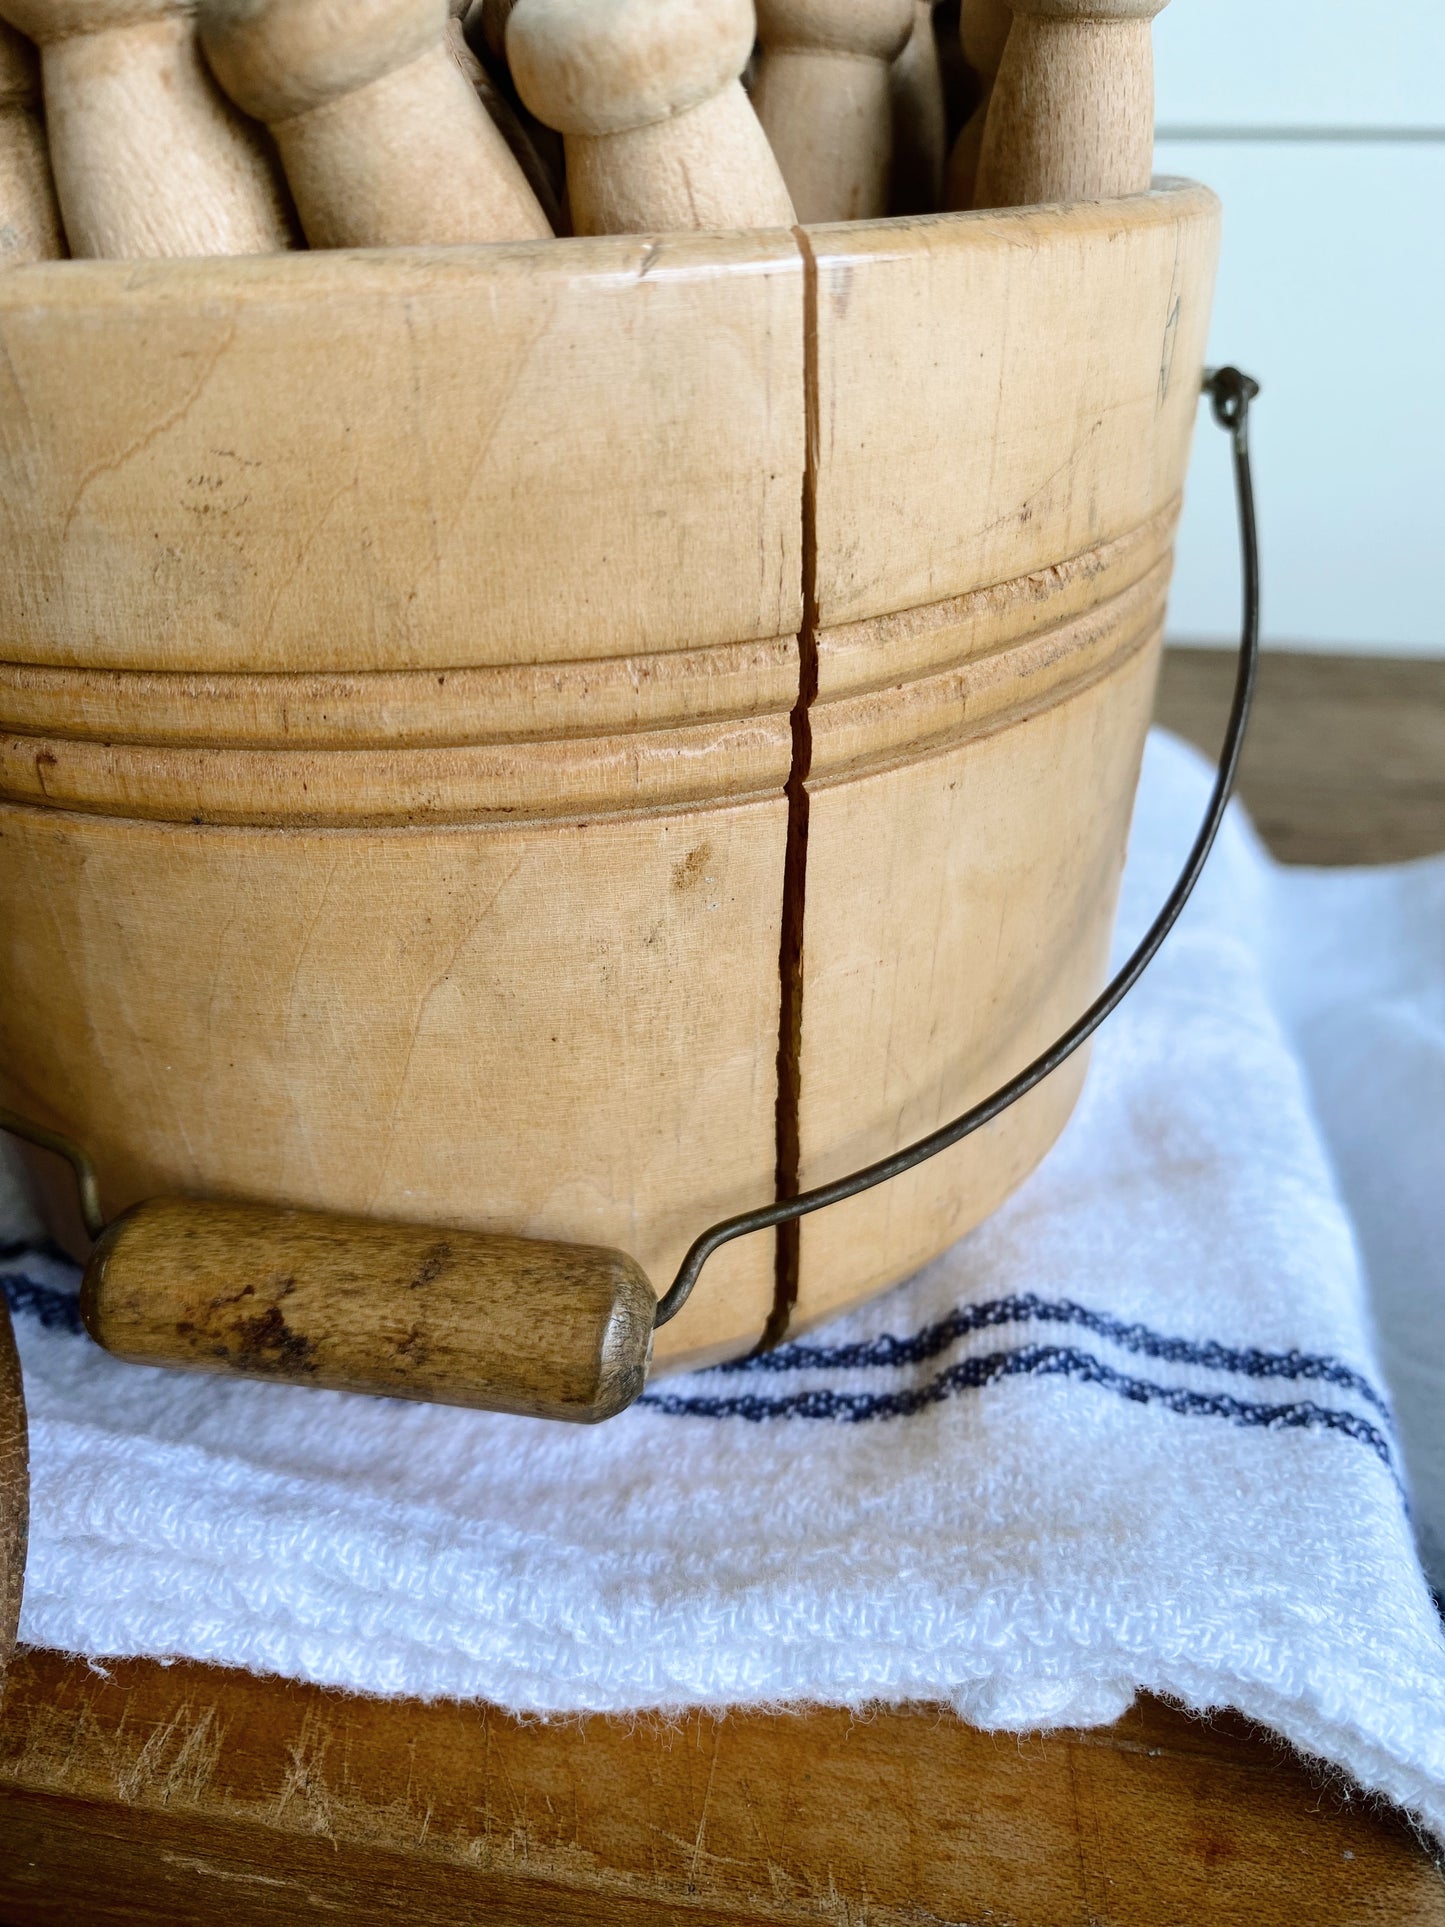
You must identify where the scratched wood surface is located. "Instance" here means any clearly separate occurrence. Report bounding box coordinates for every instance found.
[0,1651,1442,1926]
[0,647,1442,1924]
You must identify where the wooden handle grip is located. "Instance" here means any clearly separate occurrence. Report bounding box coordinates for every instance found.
[81,1198,656,1424]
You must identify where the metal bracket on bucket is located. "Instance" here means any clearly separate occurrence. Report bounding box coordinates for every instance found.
[1,368,1261,1424]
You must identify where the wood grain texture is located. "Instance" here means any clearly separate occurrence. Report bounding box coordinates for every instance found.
[0,0,295,258]
[0,1652,1441,1924]
[557,79,796,236]
[0,232,805,671]
[974,0,1167,212]
[82,1196,656,1421]
[751,0,916,223]
[807,184,1218,627]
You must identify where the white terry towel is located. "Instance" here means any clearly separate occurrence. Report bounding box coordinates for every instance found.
[4,729,1445,1842]
[1265,853,1445,1595]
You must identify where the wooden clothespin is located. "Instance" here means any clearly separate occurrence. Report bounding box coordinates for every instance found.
[751,0,916,224]
[973,0,1167,210]
[506,0,795,236]
[199,0,552,248]
[0,19,63,261]
[82,1198,656,1425]
[0,0,294,257]
[943,0,1010,208]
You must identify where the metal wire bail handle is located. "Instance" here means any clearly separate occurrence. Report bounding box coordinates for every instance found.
[653,366,1262,1327]
[0,1108,104,1245]
[1,369,1260,1336]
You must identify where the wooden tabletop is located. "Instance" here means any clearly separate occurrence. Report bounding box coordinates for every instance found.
[1,647,1442,1926]
[1157,646,1445,867]
[2,1648,1442,1926]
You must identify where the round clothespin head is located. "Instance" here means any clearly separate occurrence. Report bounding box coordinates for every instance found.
[507,0,755,136]
[201,0,448,125]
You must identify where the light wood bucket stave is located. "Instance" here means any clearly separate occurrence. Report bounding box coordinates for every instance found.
[0,182,1219,1373]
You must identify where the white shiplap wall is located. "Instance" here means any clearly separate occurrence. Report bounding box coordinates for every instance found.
[1153,2,1445,654]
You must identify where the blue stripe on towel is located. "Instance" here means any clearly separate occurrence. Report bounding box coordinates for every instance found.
[641,1341,1399,1471]
[712,1291,1393,1420]
[2,1269,84,1335]
[0,1236,74,1269]
[1,1245,1397,1478]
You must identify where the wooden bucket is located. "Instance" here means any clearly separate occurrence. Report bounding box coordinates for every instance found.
[0,181,1219,1372]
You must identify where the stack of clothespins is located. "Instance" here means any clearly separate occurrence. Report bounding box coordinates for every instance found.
[0,0,1168,264]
